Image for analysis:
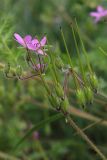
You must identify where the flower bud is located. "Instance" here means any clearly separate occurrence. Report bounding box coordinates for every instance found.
[48,94,60,109]
[55,83,64,98]
[76,89,86,108]
[89,73,98,92]
[16,65,22,77]
[60,97,69,115]
[84,87,93,105]
[55,57,64,70]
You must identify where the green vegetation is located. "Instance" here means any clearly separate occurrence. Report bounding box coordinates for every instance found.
[0,0,107,159]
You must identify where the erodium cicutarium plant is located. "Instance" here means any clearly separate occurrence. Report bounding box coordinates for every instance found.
[4,22,107,160]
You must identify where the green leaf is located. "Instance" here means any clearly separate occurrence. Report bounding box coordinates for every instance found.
[13,113,63,151]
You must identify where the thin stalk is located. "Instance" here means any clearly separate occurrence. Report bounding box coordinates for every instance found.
[18,73,39,80]
[47,42,59,84]
[65,114,107,160]
[60,28,79,89]
[71,26,86,84]
[75,20,93,74]
[60,27,73,67]
[74,119,104,136]
[26,48,35,67]
[99,47,107,56]
[37,54,50,94]
[37,56,50,95]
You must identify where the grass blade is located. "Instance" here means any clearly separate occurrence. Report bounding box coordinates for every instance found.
[13,113,63,151]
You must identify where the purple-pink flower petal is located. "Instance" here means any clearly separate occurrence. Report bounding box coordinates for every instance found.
[37,49,47,55]
[40,36,47,46]
[97,6,104,12]
[14,33,47,55]
[24,35,32,43]
[32,39,39,46]
[90,12,99,17]
[14,33,26,47]
[90,5,107,23]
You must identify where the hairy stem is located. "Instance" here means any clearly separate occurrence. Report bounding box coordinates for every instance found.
[65,114,107,160]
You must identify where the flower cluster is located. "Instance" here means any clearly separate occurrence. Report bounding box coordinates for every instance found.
[4,22,100,113]
[90,5,107,23]
[14,33,47,55]
[5,33,48,80]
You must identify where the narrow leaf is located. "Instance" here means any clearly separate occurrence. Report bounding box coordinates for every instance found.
[13,113,63,151]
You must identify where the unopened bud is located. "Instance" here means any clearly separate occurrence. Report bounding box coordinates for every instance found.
[55,57,64,70]
[55,83,64,98]
[76,89,86,108]
[84,87,93,105]
[89,73,98,92]
[60,97,69,115]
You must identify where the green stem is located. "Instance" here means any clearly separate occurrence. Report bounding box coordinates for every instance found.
[75,20,93,74]
[60,27,73,67]
[71,26,86,84]
[47,43,59,84]
[60,28,79,89]
[74,119,104,136]
[39,70,50,95]
[99,47,107,56]
[65,114,107,160]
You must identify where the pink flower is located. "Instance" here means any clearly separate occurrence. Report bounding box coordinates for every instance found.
[90,6,107,23]
[31,36,47,55]
[14,33,35,49]
[14,33,47,55]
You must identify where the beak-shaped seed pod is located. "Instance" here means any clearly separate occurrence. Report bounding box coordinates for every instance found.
[60,97,69,115]
[55,57,64,70]
[84,87,93,105]
[89,73,98,92]
[76,89,86,108]
[55,83,64,99]
[48,94,60,110]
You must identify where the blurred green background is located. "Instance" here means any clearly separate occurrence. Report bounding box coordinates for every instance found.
[0,0,107,159]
